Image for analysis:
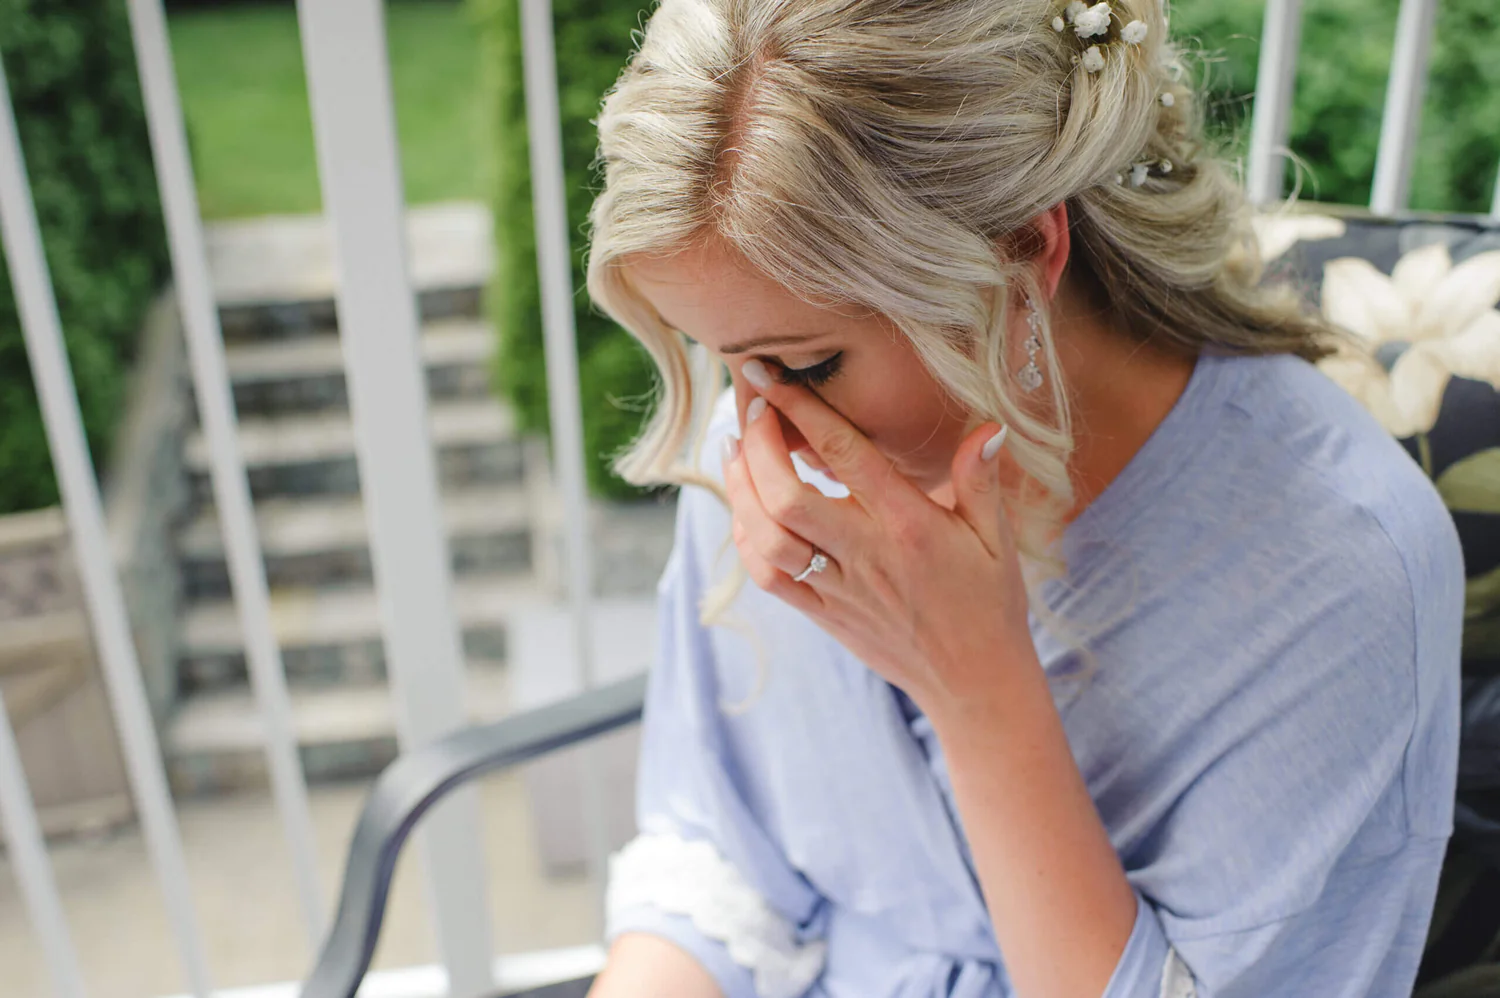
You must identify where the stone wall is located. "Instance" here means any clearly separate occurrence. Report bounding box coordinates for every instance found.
[104,292,192,729]
[0,291,192,841]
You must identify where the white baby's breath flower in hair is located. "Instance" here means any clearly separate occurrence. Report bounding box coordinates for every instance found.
[1159,159,1173,174]
[1131,162,1151,187]
[1114,172,1125,185]
[1052,15,1067,31]
[1160,92,1176,107]
[1073,2,1112,38]
[1065,1,1088,22]
[1081,44,1106,72]
[1121,20,1148,44]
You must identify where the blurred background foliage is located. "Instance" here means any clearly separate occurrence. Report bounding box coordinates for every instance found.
[166,0,486,217]
[0,0,168,516]
[1,0,1498,509]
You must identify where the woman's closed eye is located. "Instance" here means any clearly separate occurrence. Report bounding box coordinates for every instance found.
[774,352,844,388]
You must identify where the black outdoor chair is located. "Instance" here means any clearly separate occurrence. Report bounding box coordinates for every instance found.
[299,674,645,998]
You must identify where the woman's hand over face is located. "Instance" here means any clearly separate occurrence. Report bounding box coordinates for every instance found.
[721,359,1039,711]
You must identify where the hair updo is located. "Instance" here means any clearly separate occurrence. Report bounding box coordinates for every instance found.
[583,0,1349,692]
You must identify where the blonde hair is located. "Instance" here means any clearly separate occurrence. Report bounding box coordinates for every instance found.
[583,0,1354,700]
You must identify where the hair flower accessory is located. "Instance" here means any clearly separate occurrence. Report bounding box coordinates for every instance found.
[1116,157,1175,187]
[1081,45,1106,73]
[1160,92,1176,107]
[1065,1,1088,20]
[1121,20,1148,44]
[1072,2,1113,39]
[1052,15,1067,31]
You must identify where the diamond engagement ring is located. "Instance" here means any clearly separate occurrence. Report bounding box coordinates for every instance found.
[793,548,830,583]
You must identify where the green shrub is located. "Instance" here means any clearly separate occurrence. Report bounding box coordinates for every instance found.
[0,0,168,515]
[474,0,657,501]
[476,0,1500,499]
[1171,0,1500,212]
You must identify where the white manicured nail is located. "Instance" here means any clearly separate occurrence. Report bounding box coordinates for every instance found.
[722,434,740,464]
[747,397,768,423]
[742,359,772,390]
[981,425,1010,461]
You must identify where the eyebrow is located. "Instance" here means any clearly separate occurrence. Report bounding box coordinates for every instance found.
[718,334,820,355]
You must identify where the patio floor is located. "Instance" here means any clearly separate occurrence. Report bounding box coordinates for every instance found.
[0,770,600,998]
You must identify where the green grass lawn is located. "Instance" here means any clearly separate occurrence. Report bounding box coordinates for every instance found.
[169,1,485,219]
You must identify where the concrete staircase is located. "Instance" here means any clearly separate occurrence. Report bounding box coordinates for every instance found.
[164,204,676,797]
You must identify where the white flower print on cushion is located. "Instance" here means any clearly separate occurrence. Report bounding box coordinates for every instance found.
[1316,243,1500,436]
[1160,946,1198,998]
[606,832,827,998]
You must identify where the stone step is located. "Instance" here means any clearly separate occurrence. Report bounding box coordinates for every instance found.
[165,665,511,795]
[178,572,551,693]
[208,202,491,342]
[217,317,494,417]
[177,485,533,601]
[184,397,524,501]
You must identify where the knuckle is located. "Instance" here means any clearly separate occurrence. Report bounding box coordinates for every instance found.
[747,560,776,591]
[765,486,810,524]
[818,429,861,467]
[768,532,802,565]
[889,511,926,548]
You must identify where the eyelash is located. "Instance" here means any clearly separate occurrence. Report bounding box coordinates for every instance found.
[774,352,844,388]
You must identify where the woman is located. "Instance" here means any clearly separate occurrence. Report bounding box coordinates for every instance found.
[579,1,1465,996]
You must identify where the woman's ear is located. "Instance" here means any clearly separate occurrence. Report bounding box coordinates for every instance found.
[1032,202,1071,302]
[995,203,1073,303]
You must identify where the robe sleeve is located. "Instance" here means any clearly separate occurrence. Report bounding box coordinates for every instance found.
[1097,516,1460,998]
[605,464,829,998]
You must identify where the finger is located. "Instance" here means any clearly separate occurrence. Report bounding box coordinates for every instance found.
[739,358,926,512]
[724,425,843,588]
[722,436,835,608]
[948,421,1014,558]
[740,395,862,563]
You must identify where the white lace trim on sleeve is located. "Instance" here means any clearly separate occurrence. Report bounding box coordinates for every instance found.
[606,832,827,998]
[1160,946,1198,998]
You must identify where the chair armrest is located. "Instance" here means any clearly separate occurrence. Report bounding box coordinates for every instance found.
[301,673,649,998]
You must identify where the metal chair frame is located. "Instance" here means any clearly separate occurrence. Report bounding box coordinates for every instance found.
[299,675,647,998]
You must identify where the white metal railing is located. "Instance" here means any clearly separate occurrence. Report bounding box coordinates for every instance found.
[1371,0,1440,215]
[1245,0,1303,205]
[125,0,325,947]
[2,1,1500,997]
[295,2,495,994]
[0,41,214,998]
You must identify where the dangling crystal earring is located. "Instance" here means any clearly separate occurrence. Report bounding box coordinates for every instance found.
[1017,296,1044,393]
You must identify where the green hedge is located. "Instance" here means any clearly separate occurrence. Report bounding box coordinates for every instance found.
[476,0,1500,499]
[474,0,658,501]
[0,0,168,515]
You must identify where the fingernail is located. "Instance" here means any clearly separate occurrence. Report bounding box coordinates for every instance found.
[981,425,1010,461]
[747,396,768,424]
[742,359,772,391]
[721,434,740,464]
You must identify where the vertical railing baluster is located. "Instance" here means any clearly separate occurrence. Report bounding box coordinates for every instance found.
[1370,0,1439,215]
[0,51,212,998]
[0,688,89,998]
[1246,0,1304,205]
[124,0,324,945]
[517,0,610,919]
[295,3,494,996]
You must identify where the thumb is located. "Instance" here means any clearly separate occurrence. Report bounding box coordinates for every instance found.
[951,422,1011,556]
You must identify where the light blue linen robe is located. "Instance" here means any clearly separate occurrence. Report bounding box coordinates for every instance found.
[604,349,1465,997]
